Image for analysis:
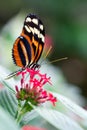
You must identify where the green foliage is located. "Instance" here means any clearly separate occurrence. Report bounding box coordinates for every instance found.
[0,89,17,117]
[0,107,20,130]
[0,1,87,129]
[0,85,86,129]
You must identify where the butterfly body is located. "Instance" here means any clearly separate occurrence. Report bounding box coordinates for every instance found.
[6,14,45,79]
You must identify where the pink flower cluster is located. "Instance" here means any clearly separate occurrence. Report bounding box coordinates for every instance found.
[15,68,57,106]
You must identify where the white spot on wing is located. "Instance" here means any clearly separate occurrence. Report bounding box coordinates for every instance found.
[26,17,31,22]
[32,18,38,25]
[25,25,31,33]
[40,24,43,30]
[40,34,44,42]
[34,28,40,37]
[29,27,34,34]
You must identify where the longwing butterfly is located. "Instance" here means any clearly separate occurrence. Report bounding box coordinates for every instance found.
[6,14,45,79]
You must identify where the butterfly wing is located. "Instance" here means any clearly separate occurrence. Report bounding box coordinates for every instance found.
[23,14,45,65]
[6,14,45,79]
[12,36,32,68]
[33,17,45,63]
[12,14,45,68]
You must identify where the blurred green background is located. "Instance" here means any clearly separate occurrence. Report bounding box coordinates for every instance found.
[0,0,87,100]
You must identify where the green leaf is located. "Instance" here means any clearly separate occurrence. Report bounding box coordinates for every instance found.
[21,110,58,130]
[0,107,20,130]
[21,110,39,125]
[0,88,17,117]
[53,92,87,120]
[35,107,84,130]
[0,79,15,94]
[0,65,15,94]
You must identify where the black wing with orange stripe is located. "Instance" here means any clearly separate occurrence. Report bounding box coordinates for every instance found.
[12,14,45,68]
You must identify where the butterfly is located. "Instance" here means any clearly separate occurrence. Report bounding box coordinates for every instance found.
[6,14,45,79]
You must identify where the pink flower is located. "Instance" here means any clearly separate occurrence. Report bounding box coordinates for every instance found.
[22,125,46,130]
[15,68,57,106]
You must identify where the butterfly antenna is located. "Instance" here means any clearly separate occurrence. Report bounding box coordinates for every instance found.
[46,57,68,64]
[41,57,68,65]
[5,69,23,80]
[40,45,52,65]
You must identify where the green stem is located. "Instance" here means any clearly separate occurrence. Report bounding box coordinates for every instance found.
[15,100,22,123]
[15,100,33,123]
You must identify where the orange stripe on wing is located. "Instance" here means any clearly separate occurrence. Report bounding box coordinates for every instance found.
[21,32,35,64]
[12,38,24,67]
[31,36,39,62]
[34,44,43,63]
[20,41,29,66]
